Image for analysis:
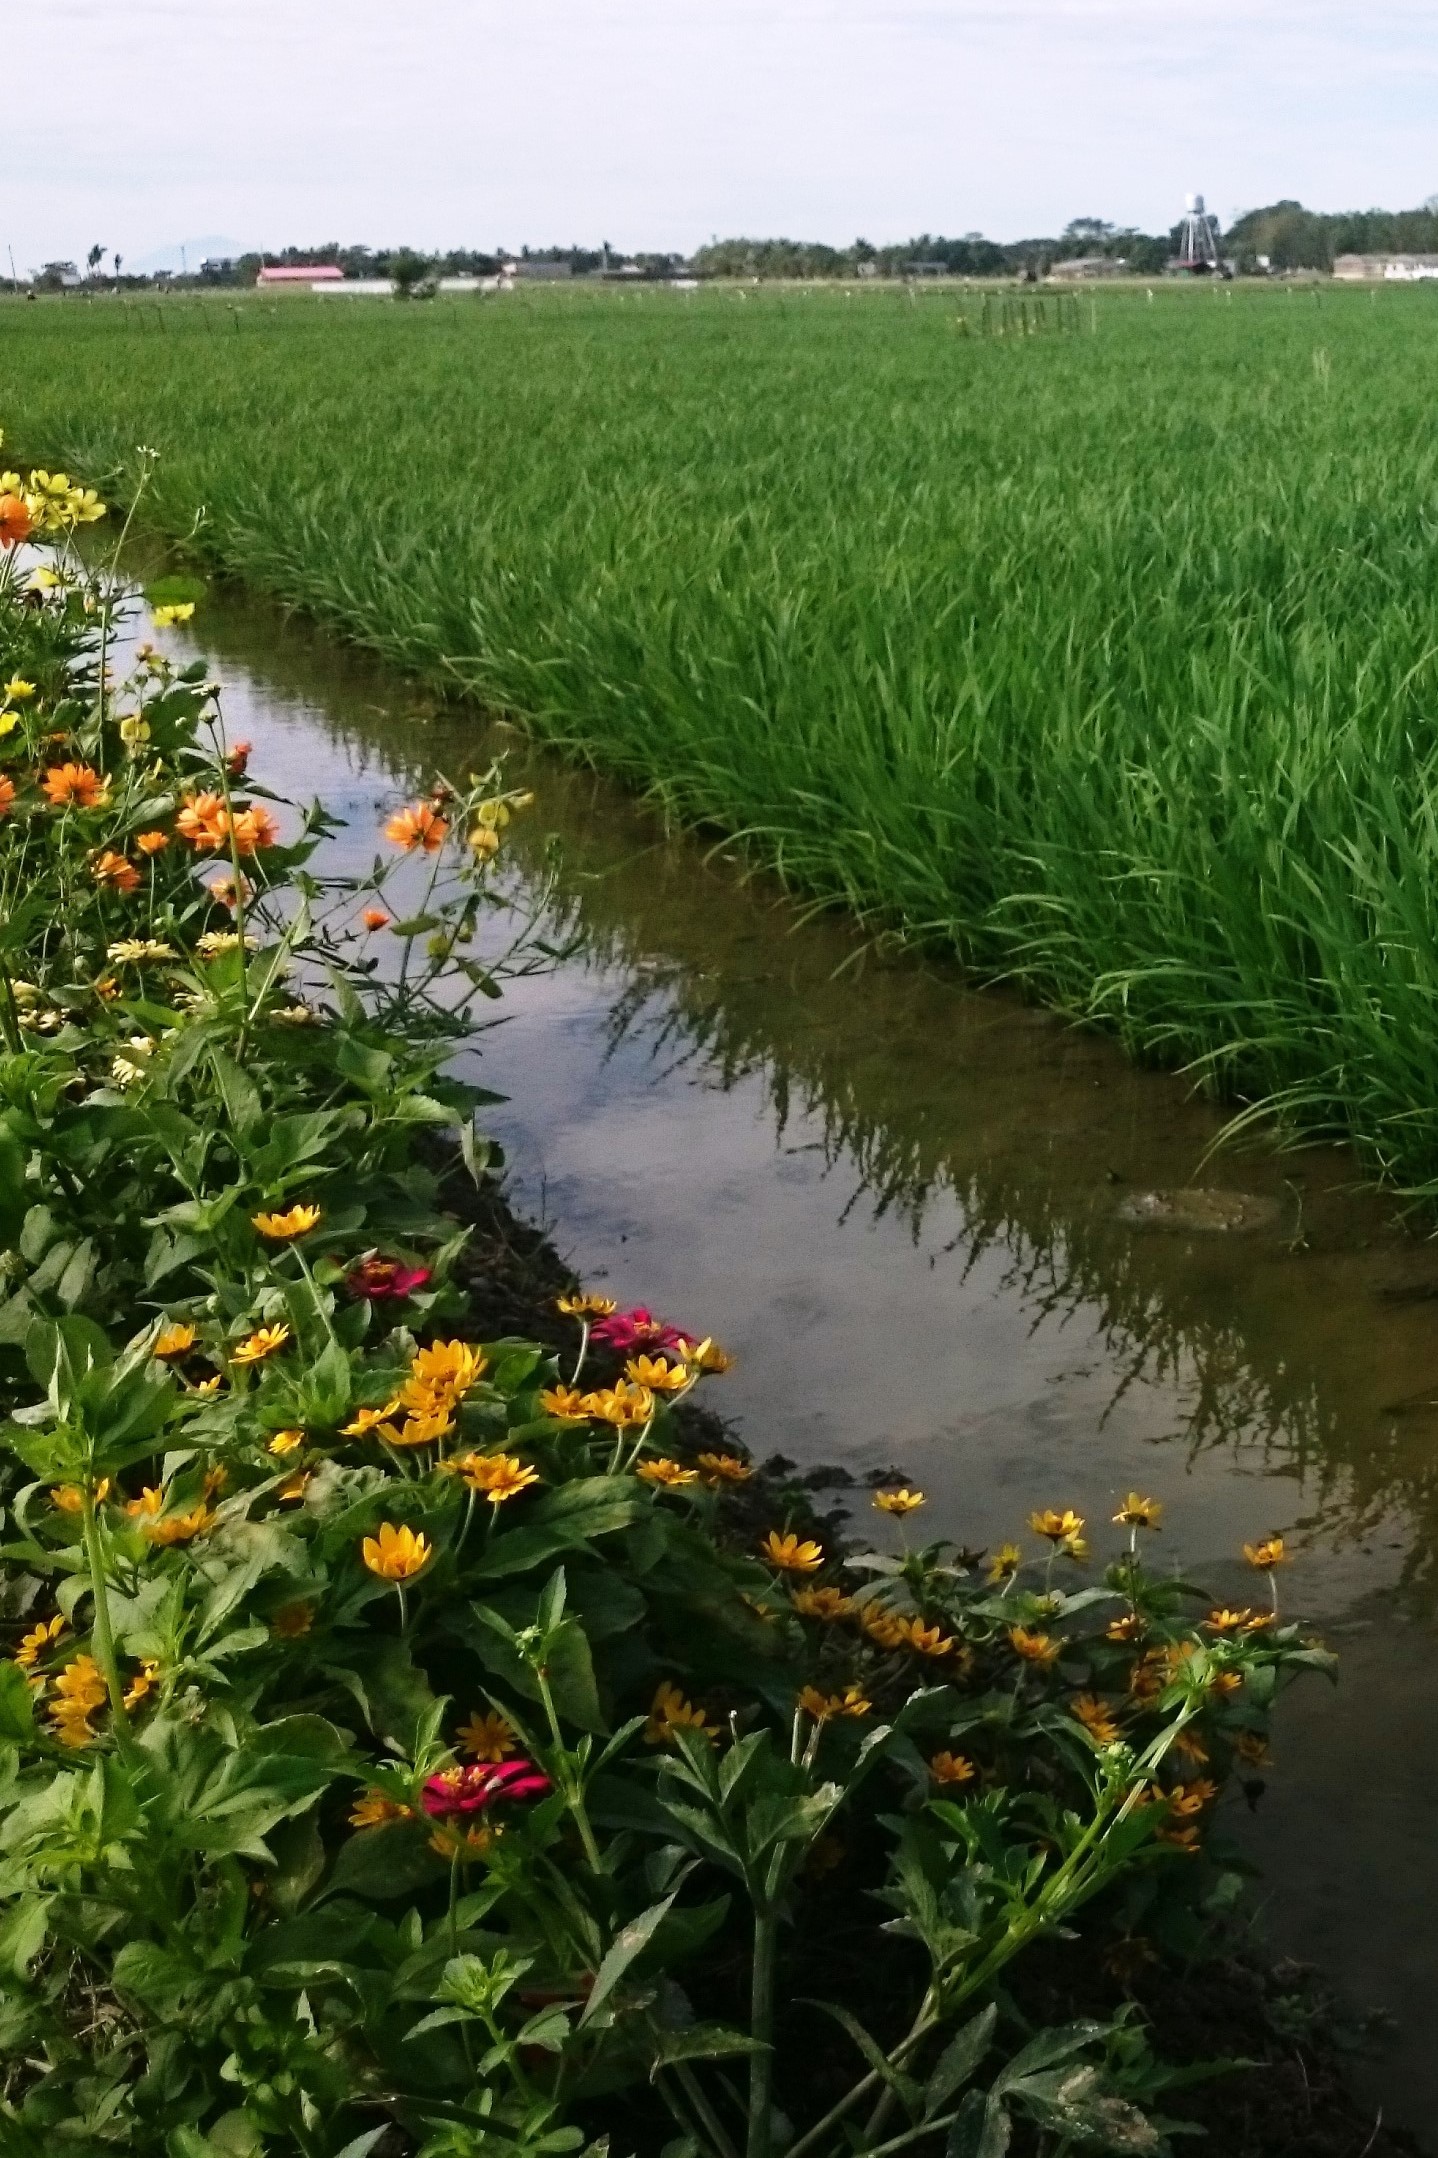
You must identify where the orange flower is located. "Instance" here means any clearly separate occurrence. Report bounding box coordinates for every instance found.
[362,907,390,931]
[92,850,141,894]
[873,1488,925,1515]
[929,1750,976,1785]
[252,1203,322,1241]
[1243,1535,1287,1571]
[231,1323,291,1365]
[176,791,229,850]
[384,802,449,852]
[1008,1625,1061,1667]
[43,762,107,809]
[1070,1693,1123,1744]
[153,1323,197,1358]
[645,1680,711,1745]
[229,804,279,854]
[0,776,14,818]
[0,494,33,547]
[134,829,170,855]
[457,1709,517,1762]
[625,1354,689,1393]
[637,1457,699,1488]
[697,1451,754,1485]
[538,1385,589,1421]
[798,1684,871,1723]
[791,1585,854,1621]
[350,1789,414,1829]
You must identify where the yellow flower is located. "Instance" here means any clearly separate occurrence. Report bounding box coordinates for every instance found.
[1106,1611,1144,1644]
[3,678,36,703]
[271,1600,316,1638]
[386,1409,455,1449]
[929,1750,976,1785]
[153,1323,197,1359]
[555,1293,617,1318]
[252,1203,322,1241]
[15,1615,66,1669]
[349,1790,414,1829]
[266,1429,306,1456]
[341,1399,403,1436]
[1113,1492,1163,1530]
[873,1487,925,1515]
[457,1709,517,1762]
[697,1451,754,1485]
[123,1659,161,1710]
[798,1684,870,1723]
[625,1354,690,1393]
[51,1479,110,1514]
[791,1585,855,1621]
[760,1530,824,1573]
[637,1457,699,1488]
[428,1821,500,1862]
[48,1653,107,1747]
[124,1486,165,1520]
[151,602,196,628]
[467,824,501,858]
[1030,1508,1085,1545]
[455,1452,540,1503]
[644,1680,711,1745]
[1204,1608,1254,1634]
[580,1380,654,1428]
[678,1337,734,1375]
[862,1607,910,1649]
[1243,1535,1287,1571]
[538,1385,590,1421]
[231,1323,291,1365]
[276,1472,312,1505]
[362,1522,432,1581]
[406,1339,486,1411]
[1070,1693,1123,1744]
[1008,1625,1061,1667]
[144,1503,218,1545]
[900,1617,955,1658]
[986,1542,1022,1584]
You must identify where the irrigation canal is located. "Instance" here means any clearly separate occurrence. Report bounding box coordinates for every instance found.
[170,592,1438,2138]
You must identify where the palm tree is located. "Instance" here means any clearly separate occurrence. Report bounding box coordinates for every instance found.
[86,244,105,278]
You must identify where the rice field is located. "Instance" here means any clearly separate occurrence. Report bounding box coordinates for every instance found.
[6,281,1438,1188]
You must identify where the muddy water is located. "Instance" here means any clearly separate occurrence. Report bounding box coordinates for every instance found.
[172,595,1438,2137]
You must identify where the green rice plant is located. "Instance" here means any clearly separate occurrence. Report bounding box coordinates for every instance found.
[7,284,1438,1189]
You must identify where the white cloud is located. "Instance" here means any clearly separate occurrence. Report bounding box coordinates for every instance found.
[7,1,1435,266]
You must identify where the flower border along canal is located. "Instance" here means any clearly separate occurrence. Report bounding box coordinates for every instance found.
[0,459,1346,2157]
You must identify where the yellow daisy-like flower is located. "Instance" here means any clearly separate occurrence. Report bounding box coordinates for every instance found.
[349,1790,414,1830]
[556,1293,617,1318]
[862,1607,909,1650]
[1204,1608,1254,1634]
[637,1457,699,1488]
[1029,1508,1085,1545]
[760,1530,824,1574]
[1070,1693,1123,1745]
[266,1429,306,1457]
[271,1600,316,1638]
[697,1451,754,1486]
[580,1380,654,1428]
[1008,1625,1061,1667]
[51,1479,110,1514]
[873,1488,925,1515]
[428,1821,500,1863]
[341,1399,403,1437]
[791,1585,855,1622]
[798,1684,871,1723]
[386,1409,455,1449]
[986,1542,1022,1584]
[457,1709,517,1762]
[107,938,177,963]
[1243,1535,1287,1571]
[124,1486,165,1520]
[409,1339,486,1403]
[538,1385,590,1421]
[144,1503,218,1546]
[929,1750,976,1786]
[361,1522,432,1581]
[123,1659,162,1711]
[153,1322,197,1358]
[625,1355,690,1393]
[900,1617,955,1658]
[14,1614,66,1669]
[456,1453,540,1503]
[2,677,36,703]
[151,602,196,628]
[231,1324,291,1365]
[644,1680,711,1745]
[252,1204,322,1241]
[48,1654,107,1748]
[677,1337,734,1375]
[1113,1492,1163,1529]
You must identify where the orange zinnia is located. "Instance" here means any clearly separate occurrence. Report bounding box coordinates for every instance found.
[135,829,170,855]
[229,804,279,854]
[384,802,449,852]
[176,792,229,850]
[92,850,141,894]
[0,495,33,548]
[0,776,14,818]
[42,762,107,809]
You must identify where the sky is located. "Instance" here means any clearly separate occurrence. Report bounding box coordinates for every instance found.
[9,0,1438,270]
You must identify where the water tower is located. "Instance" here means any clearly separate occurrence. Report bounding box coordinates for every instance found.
[1173,192,1222,274]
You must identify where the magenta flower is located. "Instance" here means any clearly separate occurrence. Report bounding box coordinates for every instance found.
[346,1257,433,1302]
[422,1759,553,1818]
[589,1306,688,1356]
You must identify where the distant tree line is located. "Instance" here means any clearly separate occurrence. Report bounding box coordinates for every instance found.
[1225,199,1438,271]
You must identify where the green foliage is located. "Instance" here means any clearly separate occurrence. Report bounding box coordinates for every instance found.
[0,518,1333,2155]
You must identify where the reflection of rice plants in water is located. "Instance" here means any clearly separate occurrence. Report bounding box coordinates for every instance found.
[16,283,1438,1196]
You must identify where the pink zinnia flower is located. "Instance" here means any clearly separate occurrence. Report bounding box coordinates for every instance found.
[422,1760,552,1817]
[346,1257,433,1301]
[589,1306,688,1356]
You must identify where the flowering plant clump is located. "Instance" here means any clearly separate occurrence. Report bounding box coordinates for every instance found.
[0,464,1335,2157]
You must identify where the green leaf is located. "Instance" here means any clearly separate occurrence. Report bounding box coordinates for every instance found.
[946,2091,1011,2158]
[579,1894,676,2025]
[208,1047,262,1137]
[544,1617,607,1734]
[649,2022,768,2067]
[0,1661,36,1741]
[926,2005,997,2115]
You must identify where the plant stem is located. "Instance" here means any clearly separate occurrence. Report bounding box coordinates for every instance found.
[745,1901,778,2158]
[80,1489,130,1734]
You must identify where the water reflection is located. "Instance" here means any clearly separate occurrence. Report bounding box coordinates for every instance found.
[167,587,1438,2127]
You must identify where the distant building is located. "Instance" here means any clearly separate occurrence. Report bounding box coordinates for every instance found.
[500,261,571,283]
[256,264,344,286]
[1334,252,1438,281]
[312,279,396,297]
[1048,255,1125,281]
